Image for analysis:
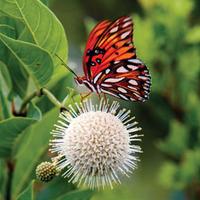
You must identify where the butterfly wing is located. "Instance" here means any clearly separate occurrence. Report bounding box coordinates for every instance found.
[83,16,151,101]
[100,58,151,102]
[83,19,112,79]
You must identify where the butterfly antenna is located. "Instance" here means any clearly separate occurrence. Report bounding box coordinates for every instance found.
[55,54,78,78]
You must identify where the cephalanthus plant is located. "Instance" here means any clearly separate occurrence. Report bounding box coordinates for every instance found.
[49,98,143,189]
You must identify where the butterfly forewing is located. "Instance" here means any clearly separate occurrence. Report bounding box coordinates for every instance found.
[82,16,151,102]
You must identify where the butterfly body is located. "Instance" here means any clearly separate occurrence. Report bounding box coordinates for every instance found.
[75,16,151,102]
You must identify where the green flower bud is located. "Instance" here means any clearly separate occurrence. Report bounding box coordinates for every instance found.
[36,161,57,182]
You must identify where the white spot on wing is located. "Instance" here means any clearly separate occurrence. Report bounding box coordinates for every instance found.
[127,65,138,71]
[122,21,132,28]
[134,93,142,99]
[110,26,118,33]
[121,31,130,39]
[129,59,142,64]
[101,83,112,87]
[129,80,138,85]
[128,85,138,91]
[105,69,110,74]
[130,98,136,101]
[93,72,102,84]
[138,75,148,80]
[104,77,124,83]
[116,66,129,73]
[114,61,120,64]
[118,87,127,93]
[119,94,129,100]
[101,89,118,98]
[123,17,131,22]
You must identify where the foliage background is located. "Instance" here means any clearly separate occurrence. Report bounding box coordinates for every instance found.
[0,0,200,199]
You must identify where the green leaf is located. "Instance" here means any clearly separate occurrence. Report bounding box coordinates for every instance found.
[0,60,12,90]
[159,161,180,189]
[0,0,68,66]
[179,149,200,185]
[0,160,6,199]
[27,102,42,121]
[16,180,34,200]
[158,120,189,157]
[37,178,75,200]
[0,61,12,117]
[0,117,36,157]
[13,108,59,197]
[186,26,200,44]
[56,190,94,200]
[0,84,11,119]
[0,33,54,88]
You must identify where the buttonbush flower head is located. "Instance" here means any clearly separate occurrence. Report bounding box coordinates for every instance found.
[50,99,143,189]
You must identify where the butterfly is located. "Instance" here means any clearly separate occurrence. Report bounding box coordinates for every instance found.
[73,16,151,102]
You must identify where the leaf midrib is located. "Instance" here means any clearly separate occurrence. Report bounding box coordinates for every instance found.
[13,0,39,45]
[0,33,40,89]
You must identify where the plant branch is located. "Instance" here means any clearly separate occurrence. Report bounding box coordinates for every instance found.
[41,88,63,108]
[19,90,42,114]
[18,88,67,115]
[5,160,14,200]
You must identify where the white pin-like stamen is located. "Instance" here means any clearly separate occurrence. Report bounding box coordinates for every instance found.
[50,99,142,189]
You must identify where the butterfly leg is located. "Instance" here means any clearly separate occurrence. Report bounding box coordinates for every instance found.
[103,93,108,104]
[80,92,92,102]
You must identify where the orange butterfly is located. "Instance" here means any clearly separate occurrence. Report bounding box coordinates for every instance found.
[64,16,151,101]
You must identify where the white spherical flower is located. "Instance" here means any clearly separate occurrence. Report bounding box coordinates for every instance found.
[50,99,143,189]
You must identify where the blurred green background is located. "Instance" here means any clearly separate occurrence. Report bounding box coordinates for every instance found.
[50,0,200,199]
[0,0,200,199]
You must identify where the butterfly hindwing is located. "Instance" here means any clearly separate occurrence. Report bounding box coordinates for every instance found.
[99,58,151,102]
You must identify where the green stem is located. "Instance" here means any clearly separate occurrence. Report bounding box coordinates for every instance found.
[19,88,66,115]
[5,160,14,200]
[19,90,41,114]
[41,88,62,108]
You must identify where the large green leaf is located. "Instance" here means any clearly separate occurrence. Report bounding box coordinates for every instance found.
[0,33,54,88]
[0,61,12,118]
[0,0,68,66]
[16,180,34,200]
[0,83,10,119]
[0,117,36,157]
[56,190,94,200]
[0,160,6,200]
[0,60,12,90]
[158,120,189,157]
[27,102,42,121]
[37,178,75,200]
[13,108,59,197]
[0,15,29,97]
